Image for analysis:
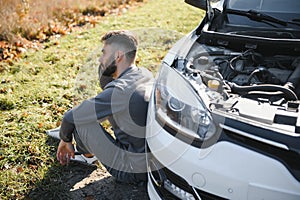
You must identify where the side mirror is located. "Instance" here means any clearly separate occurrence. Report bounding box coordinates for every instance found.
[184,0,207,10]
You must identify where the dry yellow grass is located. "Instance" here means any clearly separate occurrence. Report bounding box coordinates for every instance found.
[0,0,143,63]
[0,0,142,43]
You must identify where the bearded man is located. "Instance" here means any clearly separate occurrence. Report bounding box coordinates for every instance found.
[56,30,154,184]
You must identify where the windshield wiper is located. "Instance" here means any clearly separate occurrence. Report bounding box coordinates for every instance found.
[226,9,287,26]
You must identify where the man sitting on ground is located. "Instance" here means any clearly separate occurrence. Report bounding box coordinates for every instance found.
[56,30,154,184]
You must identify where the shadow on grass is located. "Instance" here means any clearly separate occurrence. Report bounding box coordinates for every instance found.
[27,163,97,199]
[26,137,148,200]
[69,172,149,200]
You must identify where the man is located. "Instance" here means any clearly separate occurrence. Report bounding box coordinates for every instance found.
[56,30,154,184]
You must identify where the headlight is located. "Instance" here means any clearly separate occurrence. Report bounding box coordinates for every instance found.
[155,64,216,141]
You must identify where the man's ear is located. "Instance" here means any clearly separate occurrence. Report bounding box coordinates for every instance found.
[115,51,124,62]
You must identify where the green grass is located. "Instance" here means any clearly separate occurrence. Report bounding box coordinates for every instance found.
[0,0,204,199]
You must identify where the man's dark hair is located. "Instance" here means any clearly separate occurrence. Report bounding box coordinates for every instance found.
[101,30,138,63]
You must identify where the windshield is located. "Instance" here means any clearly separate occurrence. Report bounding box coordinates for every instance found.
[228,0,300,13]
[206,0,300,39]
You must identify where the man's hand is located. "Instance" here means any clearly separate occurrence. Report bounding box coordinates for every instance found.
[56,140,75,166]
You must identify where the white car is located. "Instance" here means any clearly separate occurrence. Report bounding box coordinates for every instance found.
[146,0,300,199]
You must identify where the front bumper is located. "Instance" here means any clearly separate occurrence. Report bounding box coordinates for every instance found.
[146,102,300,200]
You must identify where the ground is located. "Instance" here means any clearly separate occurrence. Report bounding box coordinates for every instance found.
[29,160,149,200]
[67,163,149,200]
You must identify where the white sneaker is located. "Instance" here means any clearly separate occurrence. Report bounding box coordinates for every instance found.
[71,154,98,166]
[46,128,98,165]
[46,127,61,140]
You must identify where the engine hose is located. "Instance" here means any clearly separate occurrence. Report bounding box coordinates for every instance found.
[227,82,298,101]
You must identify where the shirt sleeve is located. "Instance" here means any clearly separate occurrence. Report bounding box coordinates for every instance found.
[59,87,116,142]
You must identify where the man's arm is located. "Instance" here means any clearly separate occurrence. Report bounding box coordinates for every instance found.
[57,87,116,165]
[59,110,76,142]
[59,87,115,142]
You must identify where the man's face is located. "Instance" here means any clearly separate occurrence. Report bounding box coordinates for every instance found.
[99,44,117,77]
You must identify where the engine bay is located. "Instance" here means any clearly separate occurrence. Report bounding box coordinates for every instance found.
[173,42,300,133]
[186,46,299,100]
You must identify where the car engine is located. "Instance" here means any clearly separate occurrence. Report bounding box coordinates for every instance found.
[174,44,300,132]
[181,47,300,103]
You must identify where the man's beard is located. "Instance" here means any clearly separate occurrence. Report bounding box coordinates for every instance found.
[98,60,116,88]
[99,60,117,77]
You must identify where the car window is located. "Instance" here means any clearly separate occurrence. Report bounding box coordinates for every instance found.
[228,0,261,10]
[228,0,300,13]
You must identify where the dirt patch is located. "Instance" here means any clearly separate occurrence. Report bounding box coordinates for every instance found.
[41,161,149,200]
[67,162,149,200]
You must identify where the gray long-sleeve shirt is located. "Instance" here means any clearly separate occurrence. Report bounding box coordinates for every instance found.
[59,66,154,154]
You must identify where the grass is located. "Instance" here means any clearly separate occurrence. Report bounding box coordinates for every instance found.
[0,0,204,199]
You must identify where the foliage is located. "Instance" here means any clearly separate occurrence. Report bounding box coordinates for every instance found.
[0,0,144,63]
[0,0,143,41]
[0,0,203,199]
